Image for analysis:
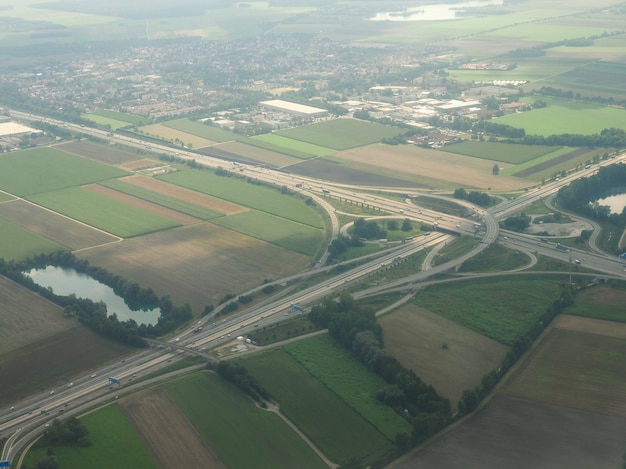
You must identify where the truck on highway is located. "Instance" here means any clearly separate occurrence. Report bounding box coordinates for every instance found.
[555,243,569,252]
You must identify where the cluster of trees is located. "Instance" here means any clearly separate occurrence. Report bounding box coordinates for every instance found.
[352,218,386,240]
[501,127,626,148]
[328,234,364,260]
[457,284,573,416]
[502,213,531,232]
[309,294,451,449]
[453,188,493,207]
[216,362,269,406]
[0,251,195,345]
[386,218,413,232]
[36,417,91,448]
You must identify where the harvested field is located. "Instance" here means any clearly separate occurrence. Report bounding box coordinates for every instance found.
[0,275,69,355]
[0,199,119,250]
[391,395,626,469]
[141,123,216,148]
[513,147,590,177]
[77,223,309,314]
[0,326,133,406]
[119,387,225,469]
[119,159,163,171]
[502,326,626,417]
[212,141,303,168]
[286,157,421,188]
[56,141,138,165]
[334,144,530,191]
[380,304,508,408]
[554,313,626,339]
[120,175,247,215]
[86,184,198,225]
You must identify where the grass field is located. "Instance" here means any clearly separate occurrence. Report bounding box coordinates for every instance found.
[244,348,395,465]
[495,97,626,136]
[275,118,404,150]
[158,168,324,228]
[414,277,562,345]
[442,141,559,164]
[100,178,223,220]
[28,186,181,238]
[24,404,159,469]
[284,335,412,440]
[212,141,304,168]
[140,123,216,149]
[458,244,532,272]
[380,304,508,409]
[565,285,626,323]
[165,372,329,469]
[77,223,309,315]
[0,147,129,197]
[82,113,135,130]
[0,216,64,261]
[162,118,237,143]
[253,133,335,158]
[211,210,323,256]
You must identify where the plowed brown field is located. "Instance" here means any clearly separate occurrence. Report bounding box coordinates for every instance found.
[119,387,225,469]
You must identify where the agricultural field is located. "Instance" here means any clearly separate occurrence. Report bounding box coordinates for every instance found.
[495,97,626,136]
[82,113,134,130]
[0,199,118,251]
[0,326,133,407]
[332,144,530,191]
[253,133,335,158]
[56,140,140,166]
[157,168,324,228]
[211,210,323,256]
[77,223,309,315]
[99,178,223,221]
[165,372,329,469]
[139,123,216,149]
[379,304,508,408]
[0,147,129,197]
[275,118,404,150]
[413,277,563,345]
[243,348,396,465]
[564,285,626,323]
[211,141,303,168]
[283,335,413,440]
[161,118,236,143]
[442,141,559,164]
[119,387,225,468]
[0,217,64,261]
[24,404,159,469]
[28,186,181,238]
[286,157,418,188]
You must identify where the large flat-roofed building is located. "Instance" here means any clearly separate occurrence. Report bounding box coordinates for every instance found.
[260,99,328,117]
[0,122,42,137]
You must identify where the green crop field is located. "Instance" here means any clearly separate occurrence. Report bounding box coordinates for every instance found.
[284,335,412,440]
[0,147,129,197]
[99,179,222,220]
[495,97,626,136]
[158,169,324,228]
[212,210,323,256]
[89,110,150,125]
[253,134,336,158]
[165,372,328,469]
[162,118,236,143]
[442,141,559,164]
[414,277,563,345]
[275,118,405,150]
[536,60,626,98]
[0,218,64,261]
[23,404,158,469]
[244,348,395,465]
[28,187,180,238]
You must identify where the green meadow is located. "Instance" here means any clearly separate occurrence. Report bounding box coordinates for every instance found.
[28,187,180,238]
[0,217,64,261]
[442,141,559,164]
[0,147,128,197]
[253,134,335,158]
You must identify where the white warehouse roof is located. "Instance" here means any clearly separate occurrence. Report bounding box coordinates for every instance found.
[260,99,328,116]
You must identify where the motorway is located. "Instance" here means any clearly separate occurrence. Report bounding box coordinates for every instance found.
[2,111,626,464]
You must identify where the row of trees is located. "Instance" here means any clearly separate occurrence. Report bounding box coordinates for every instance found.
[215,362,269,406]
[308,294,451,452]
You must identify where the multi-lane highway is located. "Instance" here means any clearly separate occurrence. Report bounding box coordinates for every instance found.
[3,111,626,465]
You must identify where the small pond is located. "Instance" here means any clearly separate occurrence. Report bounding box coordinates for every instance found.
[26,266,160,325]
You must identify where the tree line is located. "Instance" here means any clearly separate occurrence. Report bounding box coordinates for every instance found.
[308,294,452,455]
